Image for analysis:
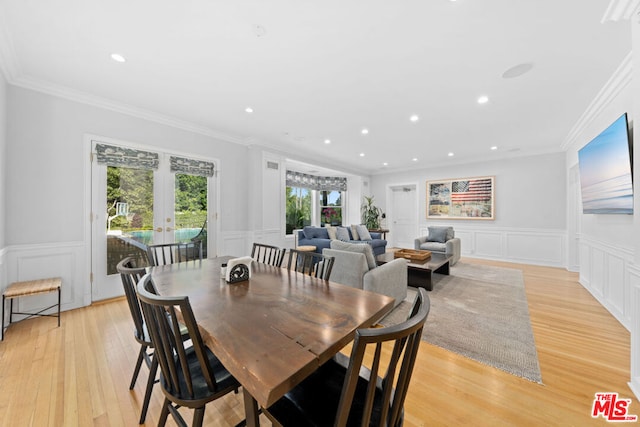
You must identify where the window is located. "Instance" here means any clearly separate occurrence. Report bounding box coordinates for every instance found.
[286,186,312,234]
[320,190,342,226]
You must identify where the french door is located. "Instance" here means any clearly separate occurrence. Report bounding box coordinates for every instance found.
[90,140,217,301]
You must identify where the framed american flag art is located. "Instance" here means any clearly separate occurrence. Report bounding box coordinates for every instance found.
[426,176,495,220]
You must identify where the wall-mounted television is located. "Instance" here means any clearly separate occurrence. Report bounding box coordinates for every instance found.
[578,112,633,214]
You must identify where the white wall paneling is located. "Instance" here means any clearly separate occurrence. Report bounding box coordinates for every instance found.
[3,241,87,324]
[578,235,634,329]
[629,265,640,399]
[220,231,250,258]
[421,225,566,267]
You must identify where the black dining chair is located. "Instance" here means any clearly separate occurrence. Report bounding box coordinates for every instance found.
[136,273,243,427]
[262,288,430,427]
[116,257,191,424]
[146,241,203,266]
[251,242,286,267]
[286,249,335,280]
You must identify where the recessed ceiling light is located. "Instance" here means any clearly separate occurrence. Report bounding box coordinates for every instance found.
[477,96,489,104]
[245,107,254,113]
[491,146,498,150]
[502,63,534,79]
[324,139,331,144]
[361,128,369,135]
[410,115,419,122]
[383,162,388,166]
[359,153,365,157]
[110,53,126,63]
[448,152,454,157]
[412,158,418,162]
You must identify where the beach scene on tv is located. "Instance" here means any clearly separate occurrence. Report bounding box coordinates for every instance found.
[578,113,633,214]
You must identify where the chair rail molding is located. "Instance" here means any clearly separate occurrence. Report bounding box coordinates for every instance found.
[426,225,566,268]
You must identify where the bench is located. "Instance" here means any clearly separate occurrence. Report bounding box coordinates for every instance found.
[2,277,61,340]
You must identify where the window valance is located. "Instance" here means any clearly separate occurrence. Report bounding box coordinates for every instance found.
[170,156,215,177]
[95,143,159,170]
[286,170,347,191]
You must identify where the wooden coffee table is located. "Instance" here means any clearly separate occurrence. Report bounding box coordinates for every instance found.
[376,251,452,291]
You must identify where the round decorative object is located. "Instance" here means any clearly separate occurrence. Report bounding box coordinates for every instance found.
[228,263,250,283]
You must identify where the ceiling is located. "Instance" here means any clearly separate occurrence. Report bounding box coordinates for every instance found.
[0,1,632,176]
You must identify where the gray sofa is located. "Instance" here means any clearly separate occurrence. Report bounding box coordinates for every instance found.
[414,226,461,266]
[297,226,387,256]
[324,241,407,307]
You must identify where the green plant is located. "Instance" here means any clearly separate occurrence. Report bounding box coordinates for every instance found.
[361,196,382,229]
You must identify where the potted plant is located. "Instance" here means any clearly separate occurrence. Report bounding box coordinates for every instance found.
[361,196,382,230]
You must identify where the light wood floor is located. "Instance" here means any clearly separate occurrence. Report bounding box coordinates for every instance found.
[0,257,635,426]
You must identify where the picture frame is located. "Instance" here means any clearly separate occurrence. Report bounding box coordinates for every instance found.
[426,176,495,220]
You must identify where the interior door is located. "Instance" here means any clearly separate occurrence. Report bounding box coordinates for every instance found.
[390,185,418,249]
[90,141,215,301]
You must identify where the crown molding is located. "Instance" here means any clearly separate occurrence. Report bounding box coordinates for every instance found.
[602,0,640,21]
[561,51,632,151]
[0,11,20,83]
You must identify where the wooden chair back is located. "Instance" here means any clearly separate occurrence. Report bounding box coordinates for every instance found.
[286,249,335,280]
[251,243,286,267]
[146,241,203,266]
[116,256,148,344]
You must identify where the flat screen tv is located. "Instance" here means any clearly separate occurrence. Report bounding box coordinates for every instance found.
[578,113,633,214]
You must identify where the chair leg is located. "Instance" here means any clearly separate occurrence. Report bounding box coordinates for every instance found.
[130,345,146,389]
[192,407,205,427]
[2,295,5,341]
[139,354,158,424]
[159,398,171,427]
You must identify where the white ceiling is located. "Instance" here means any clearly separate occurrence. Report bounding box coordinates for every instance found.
[0,1,632,175]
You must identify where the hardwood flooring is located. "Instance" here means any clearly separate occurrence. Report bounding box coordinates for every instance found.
[0,257,635,426]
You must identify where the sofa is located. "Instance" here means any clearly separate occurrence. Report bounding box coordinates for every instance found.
[323,240,407,307]
[297,225,387,256]
[414,226,461,266]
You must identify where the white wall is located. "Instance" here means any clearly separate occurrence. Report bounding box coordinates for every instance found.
[3,85,251,316]
[0,72,7,288]
[370,152,567,266]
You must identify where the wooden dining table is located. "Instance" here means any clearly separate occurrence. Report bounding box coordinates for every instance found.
[150,256,395,426]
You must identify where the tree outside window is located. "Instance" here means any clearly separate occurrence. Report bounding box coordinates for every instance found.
[286,186,311,234]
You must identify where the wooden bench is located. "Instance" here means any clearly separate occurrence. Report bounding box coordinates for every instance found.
[2,277,61,340]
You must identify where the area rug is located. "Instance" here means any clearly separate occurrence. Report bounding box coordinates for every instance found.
[379,262,542,383]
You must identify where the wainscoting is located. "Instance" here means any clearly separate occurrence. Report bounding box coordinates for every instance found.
[420,225,566,268]
[1,241,88,329]
[578,235,634,330]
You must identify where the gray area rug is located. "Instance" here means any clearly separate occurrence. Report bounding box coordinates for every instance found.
[379,262,542,383]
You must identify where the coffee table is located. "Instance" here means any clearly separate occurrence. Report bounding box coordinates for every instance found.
[376,251,452,291]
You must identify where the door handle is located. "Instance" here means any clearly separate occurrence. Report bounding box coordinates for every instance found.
[155,227,163,232]
[166,227,173,232]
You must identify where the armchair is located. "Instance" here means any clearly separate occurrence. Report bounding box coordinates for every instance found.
[415,226,461,266]
[323,241,407,307]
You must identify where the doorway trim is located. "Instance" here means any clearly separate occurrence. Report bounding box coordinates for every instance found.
[385,181,419,248]
[83,133,221,304]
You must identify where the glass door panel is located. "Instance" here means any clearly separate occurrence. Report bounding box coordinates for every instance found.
[174,173,208,257]
[105,166,155,274]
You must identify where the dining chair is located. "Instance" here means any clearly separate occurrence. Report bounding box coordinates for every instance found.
[251,242,286,267]
[146,240,203,266]
[117,257,191,424]
[263,288,430,427]
[136,273,243,427]
[286,249,335,280]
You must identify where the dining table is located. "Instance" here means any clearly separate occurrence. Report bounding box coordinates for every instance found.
[150,256,395,426]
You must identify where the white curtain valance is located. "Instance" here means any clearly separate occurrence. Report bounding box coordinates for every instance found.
[95,143,159,170]
[286,170,347,191]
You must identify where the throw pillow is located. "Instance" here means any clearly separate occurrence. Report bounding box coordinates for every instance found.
[330,240,377,270]
[326,225,337,240]
[355,224,372,241]
[335,226,351,242]
[427,226,448,243]
[350,224,360,240]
